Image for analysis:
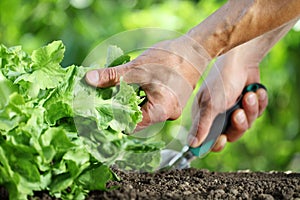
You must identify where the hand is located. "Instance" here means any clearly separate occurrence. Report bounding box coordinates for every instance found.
[188,52,268,151]
[187,20,295,150]
[85,37,210,132]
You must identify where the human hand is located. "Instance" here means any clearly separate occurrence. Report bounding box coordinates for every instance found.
[187,20,295,151]
[85,37,210,132]
[188,53,268,151]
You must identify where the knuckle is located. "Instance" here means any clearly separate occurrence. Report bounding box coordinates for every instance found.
[167,95,182,120]
[108,68,118,84]
[169,107,182,120]
[160,111,169,122]
[102,68,119,86]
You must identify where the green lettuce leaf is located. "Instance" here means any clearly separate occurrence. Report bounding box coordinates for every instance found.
[0,41,164,200]
[105,45,130,67]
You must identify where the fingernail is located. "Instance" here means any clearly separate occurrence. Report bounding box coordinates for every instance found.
[258,90,266,101]
[213,135,226,152]
[86,70,99,85]
[188,134,198,147]
[235,110,246,124]
[246,93,256,106]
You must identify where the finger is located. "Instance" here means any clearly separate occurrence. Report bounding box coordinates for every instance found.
[256,88,268,116]
[226,109,248,142]
[211,134,227,152]
[135,101,168,132]
[135,85,181,131]
[85,63,131,88]
[242,92,259,127]
[225,91,262,143]
[188,106,215,148]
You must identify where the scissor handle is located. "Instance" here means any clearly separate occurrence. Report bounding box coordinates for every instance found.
[189,83,267,157]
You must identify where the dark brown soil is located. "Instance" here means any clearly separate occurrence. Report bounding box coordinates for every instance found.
[1,168,300,200]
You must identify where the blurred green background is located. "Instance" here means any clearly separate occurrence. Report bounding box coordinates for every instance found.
[1,0,299,172]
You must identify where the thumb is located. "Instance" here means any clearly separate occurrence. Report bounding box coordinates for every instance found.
[85,63,131,88]
[188,104,217,148]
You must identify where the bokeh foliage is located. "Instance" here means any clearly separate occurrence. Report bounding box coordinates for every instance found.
[1,0,299,172]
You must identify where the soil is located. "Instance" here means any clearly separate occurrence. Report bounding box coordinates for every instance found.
[1,168,300,200]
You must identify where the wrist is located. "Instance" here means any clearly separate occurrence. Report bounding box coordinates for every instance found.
[169,36,212,87]
[219,43,261,70]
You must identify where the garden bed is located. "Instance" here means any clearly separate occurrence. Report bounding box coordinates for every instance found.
[1,168,299,200]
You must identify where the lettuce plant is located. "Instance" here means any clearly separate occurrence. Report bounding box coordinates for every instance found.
[0,41,163,199]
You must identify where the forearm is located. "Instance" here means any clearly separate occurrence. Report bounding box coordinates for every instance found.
[217,18,298,69]
[186,0,300,58]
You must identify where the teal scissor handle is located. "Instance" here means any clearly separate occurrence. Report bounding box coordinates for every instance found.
[189,83,267,157]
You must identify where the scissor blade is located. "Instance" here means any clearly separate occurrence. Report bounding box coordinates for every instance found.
[157,147,191,171]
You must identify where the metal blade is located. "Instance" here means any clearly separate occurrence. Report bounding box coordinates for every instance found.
[157,146,192,171]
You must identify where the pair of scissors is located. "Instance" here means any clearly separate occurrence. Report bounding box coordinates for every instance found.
[158,83,267,171]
